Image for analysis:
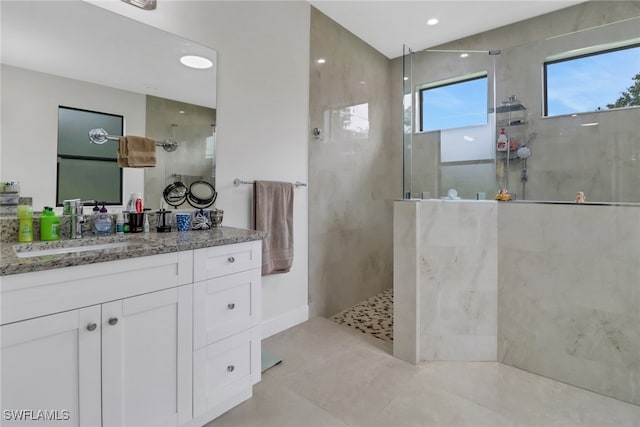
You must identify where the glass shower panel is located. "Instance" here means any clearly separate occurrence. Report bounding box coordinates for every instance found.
[404,49,496,200]
[402,44,413,199]
[402,14,640,203]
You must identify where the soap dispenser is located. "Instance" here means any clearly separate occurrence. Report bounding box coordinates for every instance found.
[93,203,113,236]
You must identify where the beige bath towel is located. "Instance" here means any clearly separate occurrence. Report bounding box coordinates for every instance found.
[255,180,294,276]
[118,136,156,167]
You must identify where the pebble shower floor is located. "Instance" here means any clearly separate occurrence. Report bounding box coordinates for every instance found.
[329,288,393,343]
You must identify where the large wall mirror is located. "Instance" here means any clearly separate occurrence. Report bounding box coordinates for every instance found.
[1,0,217,211]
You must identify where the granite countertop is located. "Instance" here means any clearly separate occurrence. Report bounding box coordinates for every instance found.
[1,227,267,276]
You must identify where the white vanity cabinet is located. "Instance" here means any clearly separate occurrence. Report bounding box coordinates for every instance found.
[0,240,262,427]
[189,241,262,426]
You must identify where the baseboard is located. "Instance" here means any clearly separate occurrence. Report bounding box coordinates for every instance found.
[261,305,308,339]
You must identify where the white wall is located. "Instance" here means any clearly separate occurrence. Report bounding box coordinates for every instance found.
[0,64,145,210]
[86,0,311,336]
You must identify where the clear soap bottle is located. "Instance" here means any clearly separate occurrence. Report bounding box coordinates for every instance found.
[94,203,113,236]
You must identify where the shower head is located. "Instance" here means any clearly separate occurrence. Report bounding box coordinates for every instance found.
[517,146,532,159]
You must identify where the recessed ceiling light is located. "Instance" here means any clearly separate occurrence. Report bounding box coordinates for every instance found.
[317,58,326,64]
[179,110,185,114]
[460,53,469,58]
[427,18,439,26]
[180,55,213,69]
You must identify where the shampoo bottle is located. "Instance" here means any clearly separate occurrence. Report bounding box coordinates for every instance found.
[40,207,60,241]
[497,128,508,152]
[17,204,33,242]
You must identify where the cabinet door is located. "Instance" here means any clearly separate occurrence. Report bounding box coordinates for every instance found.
[1,306,101,427]
[101,286,193,427]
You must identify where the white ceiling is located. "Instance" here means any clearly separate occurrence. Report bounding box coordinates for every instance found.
[1,0,217,109]
[309,1,585,59]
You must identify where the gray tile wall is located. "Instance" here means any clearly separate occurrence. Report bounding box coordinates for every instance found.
[308,8,401,317]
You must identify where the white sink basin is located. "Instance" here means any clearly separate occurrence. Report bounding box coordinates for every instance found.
[14,241,143,258]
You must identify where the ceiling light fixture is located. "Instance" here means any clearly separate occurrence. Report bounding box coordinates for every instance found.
[403,77,409,81]
[121,0,156,10]
[180,55,213,69]
[427,18,439,26]
[460,53,469,58]
[317,58,326,64]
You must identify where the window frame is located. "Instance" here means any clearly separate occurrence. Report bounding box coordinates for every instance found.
[543,42,640,117]
[56,106,124,207]
[418,72,489,133]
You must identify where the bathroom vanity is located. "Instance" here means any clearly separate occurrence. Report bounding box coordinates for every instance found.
[0,227,265,426]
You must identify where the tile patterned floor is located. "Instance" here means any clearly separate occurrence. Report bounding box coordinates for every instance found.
[329,288,393,343]
[207,317,640,427]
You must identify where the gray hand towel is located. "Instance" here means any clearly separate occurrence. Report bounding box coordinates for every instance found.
[255,181,294,275]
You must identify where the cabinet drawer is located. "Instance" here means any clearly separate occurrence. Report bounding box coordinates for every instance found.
[193,328,260,418]
[193,241,261,282]
[193,269,260,349]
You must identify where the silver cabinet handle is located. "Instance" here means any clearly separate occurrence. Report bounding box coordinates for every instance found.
[108,317,118,326]
[86,323,97,332]
[227,365,235,372]
[227,303,236,310]
[228,256,235,263]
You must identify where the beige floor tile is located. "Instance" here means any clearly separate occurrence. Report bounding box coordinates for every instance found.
[208,318,640,427]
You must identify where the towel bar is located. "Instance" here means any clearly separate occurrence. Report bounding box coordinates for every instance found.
[88,128,179,152]
[233,178,306,187]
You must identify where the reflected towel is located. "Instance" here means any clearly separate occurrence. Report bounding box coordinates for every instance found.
[255,180,294,276]
[118,136,156,168]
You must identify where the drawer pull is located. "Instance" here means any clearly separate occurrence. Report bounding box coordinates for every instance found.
[227,303,236,310]
[108,317,118,326]
[86,323,97,332]
[227,365,235,372]
[227,256,235,263]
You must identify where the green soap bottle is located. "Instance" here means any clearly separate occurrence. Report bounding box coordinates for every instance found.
[40,207,60,241]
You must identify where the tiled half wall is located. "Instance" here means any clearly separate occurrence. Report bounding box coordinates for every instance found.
[394,200,640,406]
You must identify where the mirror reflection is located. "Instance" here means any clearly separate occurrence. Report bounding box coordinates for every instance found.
[0,0,217,211]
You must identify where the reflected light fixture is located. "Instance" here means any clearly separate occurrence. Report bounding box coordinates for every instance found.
[460,53,469,58]
[403,77,409,81]
[180,55,213,69]
[427,18,439,26]
[317,58,326,64]
[121,0,156,10]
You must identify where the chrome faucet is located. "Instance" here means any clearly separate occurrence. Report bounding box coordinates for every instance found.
[64,199,93,239]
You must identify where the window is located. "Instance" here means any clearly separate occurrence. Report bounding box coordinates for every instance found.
[544,43,640,116]
[57,106,123,206]
[419,73,488,132]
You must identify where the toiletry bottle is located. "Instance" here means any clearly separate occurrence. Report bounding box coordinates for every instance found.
[116,212,125,235]
[40,207,60,241]
[123,212,130,233]
[127,193,136,212]
[143,212,149,233]
[17,204,33,242]
[134,192,143,213]
[92,201,100,217]
[497,128,508,151]
[93,203,113,236]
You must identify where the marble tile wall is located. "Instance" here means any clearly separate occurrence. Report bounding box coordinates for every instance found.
[394,200,498,363]
[308,8,400,317]
[395,199,639,405]
[498,202,640,406]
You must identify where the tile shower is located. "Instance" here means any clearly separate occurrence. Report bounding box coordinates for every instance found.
[394,1,640,408]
